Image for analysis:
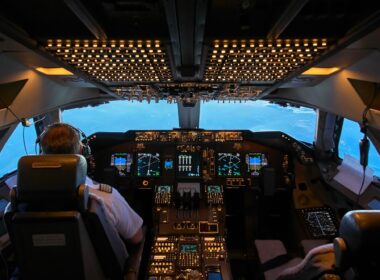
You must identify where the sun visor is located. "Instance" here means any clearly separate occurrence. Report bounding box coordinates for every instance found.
[0,79,28,109]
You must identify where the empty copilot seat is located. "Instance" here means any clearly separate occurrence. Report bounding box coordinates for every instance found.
[334,210,380,279]
[255,239,335,280]
[255,240,302,280]
[4,155,144,280]
[257,210,380,279]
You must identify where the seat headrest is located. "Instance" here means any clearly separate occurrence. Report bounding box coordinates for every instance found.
[17,154,87,203]
[340,210,380,256]
[334,210,380,273]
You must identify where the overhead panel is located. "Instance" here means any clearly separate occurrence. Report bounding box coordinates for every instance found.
[43,38,328,101]
[45,39,172,84]
[204,39,328,83]
[110,83,263,103]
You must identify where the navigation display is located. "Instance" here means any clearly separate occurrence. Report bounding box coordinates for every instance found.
[177,153,201,178]
[110,153,133,176]
[180,244,198,253]
[246,153,268,176]
[137,153,160,177]
[207,185,222,193]
[217,153,241,176]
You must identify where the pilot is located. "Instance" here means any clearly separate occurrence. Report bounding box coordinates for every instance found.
[39,122,144,245]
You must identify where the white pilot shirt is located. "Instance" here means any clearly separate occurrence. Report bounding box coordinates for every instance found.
[85,177,143,241]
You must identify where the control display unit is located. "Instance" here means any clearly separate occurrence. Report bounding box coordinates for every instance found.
[298,207,338,238]
[156,185,172,193]
[155,185,172,205]
[217,153,241,176]
[177,153,201,178]
[246,153,268,176]
[110,153,133,176]
[206,185,223,205]
[207,185,222,193]
[137,153,161,177]
[208,271,223,280]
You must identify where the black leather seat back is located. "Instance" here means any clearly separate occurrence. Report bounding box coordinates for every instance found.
[9,211,94,279]
[84,196,129,279]
[334,210,380,279]
[5,155,105,280]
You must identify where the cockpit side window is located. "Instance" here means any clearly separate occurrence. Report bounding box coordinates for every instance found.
[339,118,380,176]
[200,100,317,143]
[0,123,37,178]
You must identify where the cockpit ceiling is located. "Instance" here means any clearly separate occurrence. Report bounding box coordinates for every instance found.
[1,0,380,103]
[45,38,327,84]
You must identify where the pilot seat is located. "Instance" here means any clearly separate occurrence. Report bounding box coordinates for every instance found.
[4,154,144,280]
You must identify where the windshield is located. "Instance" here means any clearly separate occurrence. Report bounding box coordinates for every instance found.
[62,100,179,135]
[63,100,316,143]
[200,100,316,143]
[0,100,317,178]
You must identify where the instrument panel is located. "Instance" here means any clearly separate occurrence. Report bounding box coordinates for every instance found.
[86,130,314,279]
[88,130,303,190]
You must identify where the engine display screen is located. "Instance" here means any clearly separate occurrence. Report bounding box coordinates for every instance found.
[246,153,268,176]
[207,185,222,193]
[110,153,133,176]
[137,153,160,177]
[177,153,201,178]
[156,185,172,193]
[180,244,198,253]
[217,153,241,176]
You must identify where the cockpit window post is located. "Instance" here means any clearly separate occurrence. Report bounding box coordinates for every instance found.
[315,111,343,159]
[178,100,200,129]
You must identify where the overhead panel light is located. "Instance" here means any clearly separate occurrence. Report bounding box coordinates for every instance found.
[204,39,328,83]
[302,67,340,75]
[44,39,172,83]
[35,67,73,75]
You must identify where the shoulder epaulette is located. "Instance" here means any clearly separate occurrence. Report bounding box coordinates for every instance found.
[99,183,113,193]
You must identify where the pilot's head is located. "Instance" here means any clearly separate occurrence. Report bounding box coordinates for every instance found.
[40,123,82,155]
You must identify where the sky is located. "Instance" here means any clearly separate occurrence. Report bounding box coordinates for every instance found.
[0,100,379,177]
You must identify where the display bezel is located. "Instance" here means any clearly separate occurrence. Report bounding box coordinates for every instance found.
[136,152,161,177]
[217,152,242,177]
[246,152,268,176]
[207,185,223,193]
[176,152,202,179]
[110,152,133,177]
[155,185,172,193]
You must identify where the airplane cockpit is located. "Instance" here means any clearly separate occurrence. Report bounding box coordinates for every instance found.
[1,1,380,279]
